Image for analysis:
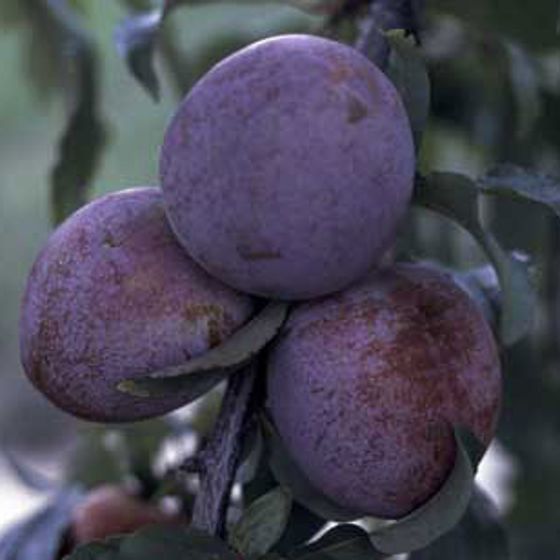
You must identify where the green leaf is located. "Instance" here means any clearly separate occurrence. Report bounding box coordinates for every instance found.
[386,31,431,150]
[230,487,293,559]
[410,487,509,559]
[118,302,289,399]
[0,488,84,560]
[261,414,364,522]
[369,428,480,555]
[479,164,560,217]
[413,172,535,345]
[115,0,185,100]
[48,0,107,225]
[66,526,238,560]
[290,524,386,560]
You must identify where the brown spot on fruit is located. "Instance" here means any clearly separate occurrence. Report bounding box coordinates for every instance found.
[346,94,368,123]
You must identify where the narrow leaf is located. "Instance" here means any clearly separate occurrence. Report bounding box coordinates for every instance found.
[230,487,293,559]
[48,0,107,225]
[262,414,363,522]
[115,0,183,100]
[502,40,541,138]
[118,302,289,399]
[369,428,480,555]
[480,164,560,217]
[290,524,386,560]
[386,31,430,150]
[413,172,535,345]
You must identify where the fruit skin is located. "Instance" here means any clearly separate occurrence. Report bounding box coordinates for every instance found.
[19,187,254,422]
[70,485,180,544]
[267,263,501,518]
[160,34,415,300]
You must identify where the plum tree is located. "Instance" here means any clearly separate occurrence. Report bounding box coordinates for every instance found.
[267,263,501,518]
[19,187,255,422]
[70,484,181,545]
[160,34,415,300]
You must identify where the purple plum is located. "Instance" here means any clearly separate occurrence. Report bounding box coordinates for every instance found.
[267,263,501,518]
[160,34,415,299]
[19,188,255,423]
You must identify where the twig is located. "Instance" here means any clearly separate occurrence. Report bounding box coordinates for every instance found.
[186,364,259,538]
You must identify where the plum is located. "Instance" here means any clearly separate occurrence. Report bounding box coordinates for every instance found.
[267,263,501,518]
[160,34,415,300]
[19,188,254,423]
[70,484,182,545]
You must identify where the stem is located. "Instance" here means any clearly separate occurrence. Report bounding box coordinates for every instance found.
[186,365,259,538]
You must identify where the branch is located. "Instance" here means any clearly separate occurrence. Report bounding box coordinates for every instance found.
[184,364,259,538]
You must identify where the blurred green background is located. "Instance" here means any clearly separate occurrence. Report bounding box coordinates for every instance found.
[0,1,559,558]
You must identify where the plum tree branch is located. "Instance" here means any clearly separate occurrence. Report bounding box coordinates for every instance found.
[185,364,259,538]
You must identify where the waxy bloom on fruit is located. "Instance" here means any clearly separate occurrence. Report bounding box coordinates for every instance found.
[267,263,501,518]
[20,188,254,422]
[160,34,415,299]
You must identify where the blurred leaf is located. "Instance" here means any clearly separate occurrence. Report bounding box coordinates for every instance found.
[66,526,238,560]
[282,0,344,14]
[115,8,166,101]
[368,428,480,555]
[47,0,107,225]
[115,0,193,100]
[480,164,560,217]
[386,31,431,150]
[0,488,84,560]
[414,172,535,345]
[2,447,58,492]
[453,264,501,333]
[65,538,122,560]
[66,427,124,489]
[230,487,292,559]
[262,414,363,522]
[502,40,541,138]
[410,486,509,559]
[428,0,560,50]
[290,524,386,560]
[119,302,289,399]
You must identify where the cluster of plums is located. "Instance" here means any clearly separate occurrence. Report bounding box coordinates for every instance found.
[20,35,501,519]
